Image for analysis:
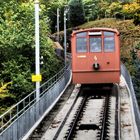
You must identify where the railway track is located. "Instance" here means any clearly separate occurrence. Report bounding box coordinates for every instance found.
[52,85,120,140]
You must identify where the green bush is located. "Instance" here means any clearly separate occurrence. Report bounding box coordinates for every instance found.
[122,2,140,19]
[68,0,85,27]
[106,2,123,18]
[134,13,140,25]
[0,1,63,101]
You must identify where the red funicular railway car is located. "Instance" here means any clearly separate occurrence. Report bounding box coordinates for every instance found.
[71,28,120,84]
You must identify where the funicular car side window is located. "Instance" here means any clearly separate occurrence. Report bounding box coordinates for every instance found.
[104,32,115,52]
[90,37,102,52]
[76,32,87,53]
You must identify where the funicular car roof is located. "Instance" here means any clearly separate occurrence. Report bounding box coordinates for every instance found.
[72,28,120,36]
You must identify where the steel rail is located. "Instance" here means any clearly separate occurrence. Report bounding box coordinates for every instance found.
[65,94,88,140]
[100,93,110,140]
[53,89,80,140]
[52,86,119,140]
[115,85,120,140]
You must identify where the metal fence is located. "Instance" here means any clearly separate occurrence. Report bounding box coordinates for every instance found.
[121,64,140,136]
[0,64,71,140]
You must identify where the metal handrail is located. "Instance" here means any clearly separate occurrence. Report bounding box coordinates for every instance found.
[0,64,70,133]
[121,64,140,136]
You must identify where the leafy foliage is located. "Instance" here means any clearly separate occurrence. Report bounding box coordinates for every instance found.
[44,0,67,33]
[131,43,140,102]
[82,0,140,22]
[68,0,85,27]
[107,2,123,18]
[0,0,63,106]
[0,81,15,114]
[83,0,101,21]
[0,82,12,94]
[122,2,140,19]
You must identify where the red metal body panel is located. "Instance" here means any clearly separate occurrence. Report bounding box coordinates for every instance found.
[71,28,120,84]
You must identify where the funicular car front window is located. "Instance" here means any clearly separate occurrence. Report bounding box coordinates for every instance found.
[104,37,115,52]
[90,37,102,52]
[104,32,114,36]
[76,32,87,37]
[76,38,87,53]
[104,31,115,52]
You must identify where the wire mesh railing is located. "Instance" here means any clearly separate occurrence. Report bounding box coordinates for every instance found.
[121,64,140,136]
[0,64,71,140]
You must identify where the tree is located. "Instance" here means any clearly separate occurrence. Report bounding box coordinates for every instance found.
[107,2,123,18]
[68,0,85,27]
[98,1,110,18]
[44,0,67,33]
[83,0,101,21]
[0,0,63,100]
